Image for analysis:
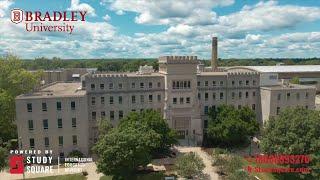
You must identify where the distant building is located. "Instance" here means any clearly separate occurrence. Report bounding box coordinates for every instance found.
[15,38,316,159]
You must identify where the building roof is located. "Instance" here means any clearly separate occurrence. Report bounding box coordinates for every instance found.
[16,82,85,99]
[226,65,320,73]
[261,83,316,90]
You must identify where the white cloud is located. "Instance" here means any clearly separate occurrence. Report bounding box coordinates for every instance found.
[103,14,111,21]
[68,0,96,17]
[0,0,13,18]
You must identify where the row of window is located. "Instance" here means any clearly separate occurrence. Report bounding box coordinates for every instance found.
[277,92,309,101]
[91,82,161,90]
[173,97,191,104]
[276,105,309,115]
[91,94,162,106]
[27,101,76,112]
[172,81,191,89]
[198,80,257,87]
[92,108,161,121]
[199,91,256,101]
[28,118,76,131]
[29,135,77,148]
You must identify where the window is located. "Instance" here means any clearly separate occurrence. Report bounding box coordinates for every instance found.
[204,106,209,115]
[109,96,114,104]
[205,81,208,86]
[239,92,242,99]
[197,81,200,86]
[109,83,113,89]
[101,97,105,105]
[246,91,249,98]
[253,80,256,85]
[287,93,291,100]
[28,120,34,131]
[204,120,208,129]
[140,109,144,112]
[252,104,256,110]
[232,81,235,86]
[140,82,144,88]
[27,103,32,112]
[173,98,177,104]
[239,81,243,86]
[149,95,153,102]
[71,101,76,110]
[198,93,201,100]
[132,95,136,104]
[277,94,281,100]
[305,92,309,99]
[140,95,144,103]
[186,97,190,104]
[92,111,96,120]
[238,105,242,109]
[72,118,76,128]
[91,97,96,105]
[131,82,135,88]
[58,118,62,128]
[58,136,63,146]
[172,81,176,89]
[100,84,104,90]
[44,137,49,147]
[149,82,153,88]
[276,107,280,115]
[246,80,249,86]
[43,119,48,130]
[157,82,161,88]
[118,96,123,104]
[59,152,65,158]
[119,110,123,119]
[232,92,235,99]
[118,83,123,89]
[253,91,256,97]
[296,93,300,100]
[212,81,216,86]
[205,93,208,101]
[42,103,47,112]
[132,109,136,112]
[72,135,77,145]
[157,94,161,102]
[220,92,223,100]
[56,102,61,111]
[91,84,95,90]
[305,105,308,109]
[110,111,114,120]
[213,93,216,100]
[180,97,184,104]
[29,138,35,148]
[220,81,223,86]
[187,81,190,88]
[101,111,105,118]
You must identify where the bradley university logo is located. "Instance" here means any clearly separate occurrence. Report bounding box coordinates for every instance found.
[11,8,23,24]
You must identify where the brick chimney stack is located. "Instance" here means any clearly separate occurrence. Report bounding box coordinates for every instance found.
[211,37,218,71]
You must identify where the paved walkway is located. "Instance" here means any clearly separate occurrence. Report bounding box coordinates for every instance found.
[176,146,219,180]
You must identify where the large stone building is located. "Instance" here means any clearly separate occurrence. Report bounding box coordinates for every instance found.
[15,38,316,158]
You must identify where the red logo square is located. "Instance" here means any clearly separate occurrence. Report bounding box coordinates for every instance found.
[9,155,24,174]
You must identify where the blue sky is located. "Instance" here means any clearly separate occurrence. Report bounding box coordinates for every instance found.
[0,0,320,59]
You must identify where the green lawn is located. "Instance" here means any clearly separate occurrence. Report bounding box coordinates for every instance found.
[26,173,87,180]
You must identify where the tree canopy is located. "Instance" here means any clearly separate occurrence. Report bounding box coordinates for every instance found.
[205,105,259,147]
[0,55,41,142]
[261,107,320,179]
[175,152,205,179]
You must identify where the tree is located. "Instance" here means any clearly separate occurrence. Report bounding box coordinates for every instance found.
[290,76,300,84]
[68,150,84,158]
[206,105,259,147]
[94,122,161,179]
[175,152,205,179]
[0,147,7,171]
[261,107,320,179]
[0,55,41,141]
[118,110,177,155]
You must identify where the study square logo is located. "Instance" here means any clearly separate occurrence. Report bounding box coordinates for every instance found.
[9,155,24,174]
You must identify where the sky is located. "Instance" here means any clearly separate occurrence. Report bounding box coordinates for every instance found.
[0,0,320,59]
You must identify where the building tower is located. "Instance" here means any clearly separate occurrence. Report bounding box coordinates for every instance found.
[211,37,218,71]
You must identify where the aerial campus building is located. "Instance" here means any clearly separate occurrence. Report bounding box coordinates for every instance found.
[15,38,317,158]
